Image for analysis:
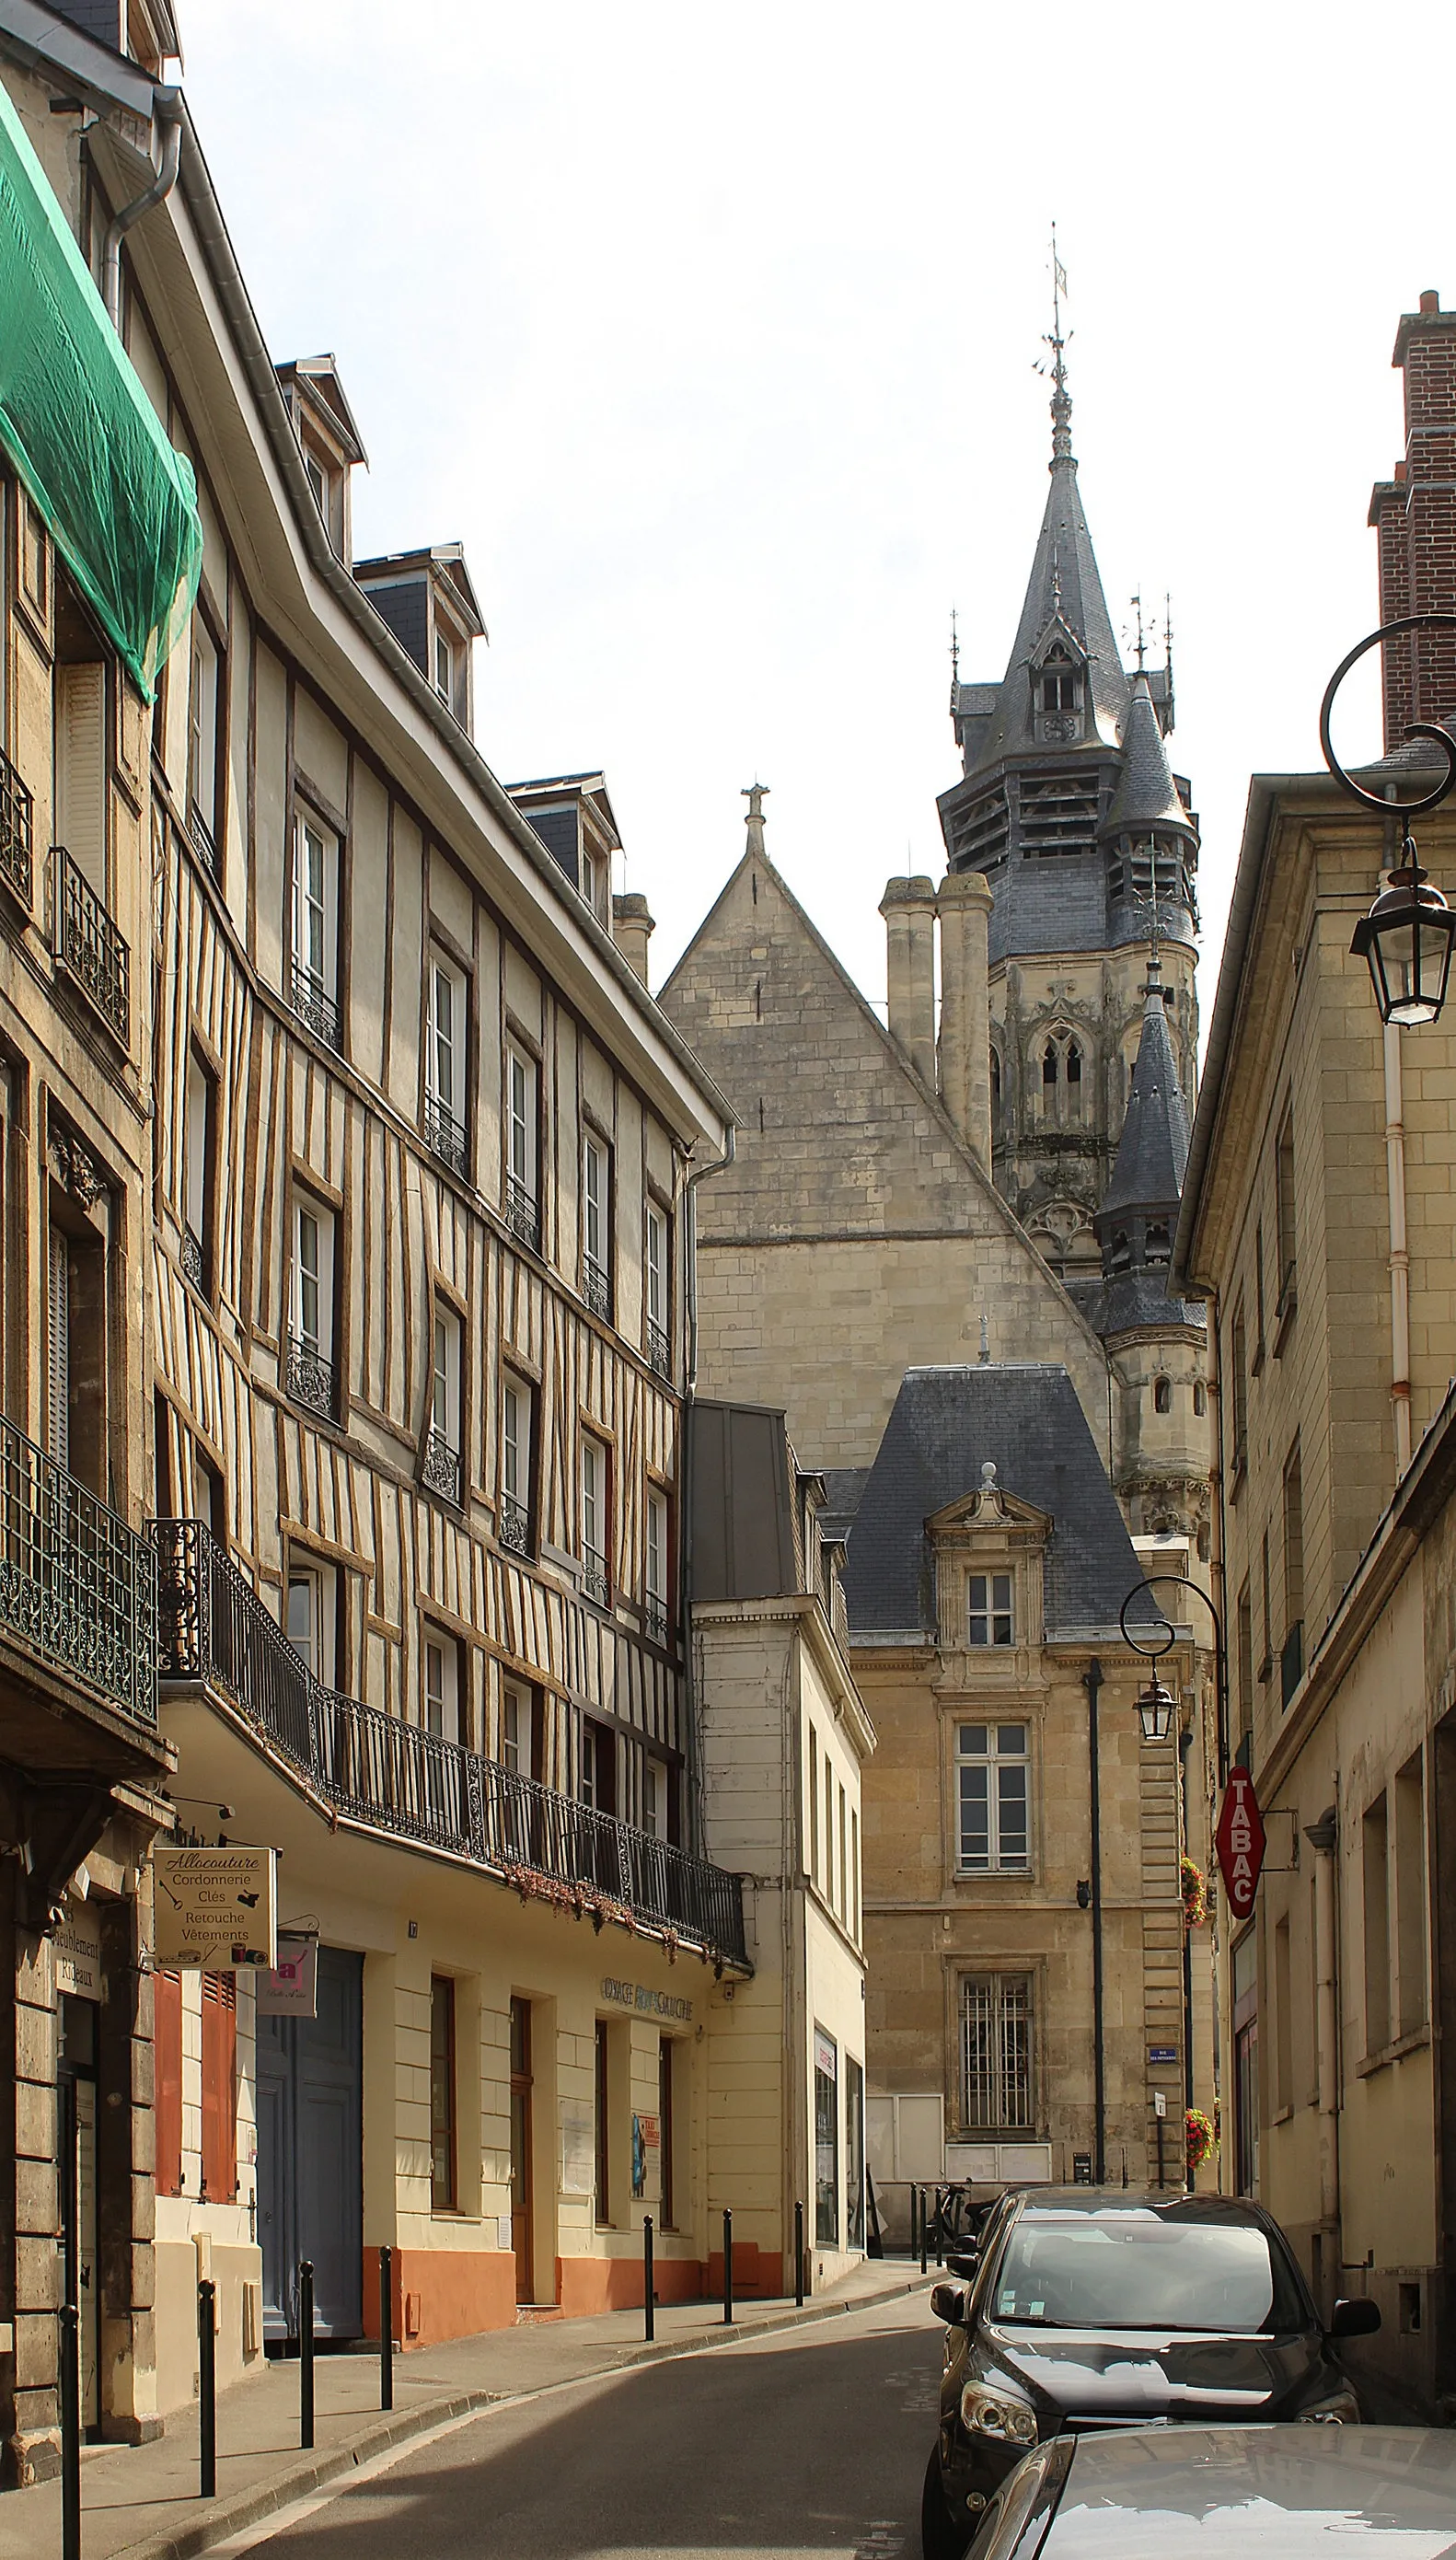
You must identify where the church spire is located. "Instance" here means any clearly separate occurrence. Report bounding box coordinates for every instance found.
[1046,227,1074,469]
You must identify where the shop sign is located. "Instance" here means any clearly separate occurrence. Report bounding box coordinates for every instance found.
[815,2030,838,2081]
[600,1975,694,2023]
[1215,1768,1266,1924]
[153,1847,277,1970]
[257,1933,318,2016]
[55,1899,103,1998]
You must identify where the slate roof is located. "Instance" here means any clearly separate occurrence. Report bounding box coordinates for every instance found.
[1100,673,1196,843]
[843,1366,1161,1639]
[970,455,1131,772]
[821,1467,870,1546]
[1099,980,1189,1222]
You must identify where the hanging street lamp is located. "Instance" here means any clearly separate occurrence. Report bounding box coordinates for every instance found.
[1320,613,1456,1028]
[1135,1669,1179,1745]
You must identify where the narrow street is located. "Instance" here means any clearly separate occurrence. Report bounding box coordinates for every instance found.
[215,2293,942,2560]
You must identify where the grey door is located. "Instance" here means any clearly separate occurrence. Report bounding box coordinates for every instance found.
[256,1947,363,2340]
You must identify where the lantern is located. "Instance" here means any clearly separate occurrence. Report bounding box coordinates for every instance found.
[1350,853,1456,1028]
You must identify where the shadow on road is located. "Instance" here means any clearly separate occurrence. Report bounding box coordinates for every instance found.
[254,2311,943,2557]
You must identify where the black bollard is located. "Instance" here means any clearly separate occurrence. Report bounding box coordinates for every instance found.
[907,2184,917,2263]
[795,2199,805,2307]
[919,2189,928,2275]
[934,2188,944,2267]
[722,2208,734,2325]
[643,2215,654,2344]
[299,2258,315,2449]
[199,2278,217,2496]
[379,2244,394,2412]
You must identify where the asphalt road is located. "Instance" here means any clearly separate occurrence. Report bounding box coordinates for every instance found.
[216,2290,945,2560]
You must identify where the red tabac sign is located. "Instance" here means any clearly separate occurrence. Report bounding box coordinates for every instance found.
[1215,1767,1266,1922]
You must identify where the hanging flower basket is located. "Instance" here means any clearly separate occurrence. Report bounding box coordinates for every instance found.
[1185,2106,1217,2172]
[1181,1857,1209,1929]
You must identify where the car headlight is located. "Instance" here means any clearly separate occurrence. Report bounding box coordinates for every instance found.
[959,2383,1040,2447]
[1298,2388,1359,2426]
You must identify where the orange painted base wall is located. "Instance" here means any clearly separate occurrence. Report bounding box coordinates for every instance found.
[556,2253,706,2316]
[362,2247,517,2350]
[706,2243,782,2302]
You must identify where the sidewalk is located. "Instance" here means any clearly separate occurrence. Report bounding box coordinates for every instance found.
[8,2260,932,2560]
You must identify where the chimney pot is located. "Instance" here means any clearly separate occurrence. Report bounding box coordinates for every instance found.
[1420,290,1441,316]
[879,875,938,1088]
[936,870,995,1172]
[611,891,654,985]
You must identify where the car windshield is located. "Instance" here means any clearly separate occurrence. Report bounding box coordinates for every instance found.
[989,2212,1307,2334]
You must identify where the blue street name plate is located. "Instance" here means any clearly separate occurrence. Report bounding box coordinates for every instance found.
[1148,2045,1178,2064]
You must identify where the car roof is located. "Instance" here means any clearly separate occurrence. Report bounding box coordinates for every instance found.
[1044,2427,1456,2552]
[1009,2187,1276,2226]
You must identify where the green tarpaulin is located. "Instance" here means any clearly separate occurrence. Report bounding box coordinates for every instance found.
[0,79,201,701]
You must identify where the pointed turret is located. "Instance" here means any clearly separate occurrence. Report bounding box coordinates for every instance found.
[1101,673,1196,846]
[1092,960,1198,1337]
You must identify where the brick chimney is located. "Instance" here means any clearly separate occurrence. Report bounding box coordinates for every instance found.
[1369,289,1456,750]
[878,875,937,1087]
[611,891,654,984]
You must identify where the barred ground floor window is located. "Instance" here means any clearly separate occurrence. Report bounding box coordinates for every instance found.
[961,1974,1033,2131]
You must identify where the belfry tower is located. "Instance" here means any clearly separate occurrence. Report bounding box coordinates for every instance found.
[937,315,1199,1298]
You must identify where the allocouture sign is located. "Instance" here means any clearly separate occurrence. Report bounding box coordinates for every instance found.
[1215,1768,1266,1923]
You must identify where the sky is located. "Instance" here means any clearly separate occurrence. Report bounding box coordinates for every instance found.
[181,0,1454,1025]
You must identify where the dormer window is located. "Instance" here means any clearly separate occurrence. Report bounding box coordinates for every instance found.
[1042,664,1080,713]
[1034,646,1083,742]
[434,630,454,708]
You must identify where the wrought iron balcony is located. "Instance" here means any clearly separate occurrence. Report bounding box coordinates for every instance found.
[285,1331,337,1421]
[504,1174,540,1254]
[153,1518,746,1966]
[422,1428,462,1505]
[643,1594,668,1646]
[289,960,341,1053]
[582,1545,610,1608]
[54,848,130,1044]
[0,747,33,907]
[424,1094,469,1181]
[0,1415,157,1729]
[181,1222,205,1291]
[190,804,219,880]
[647,1319,672,1383]
[498,1490,531,1555]
[583,1258,611,1322]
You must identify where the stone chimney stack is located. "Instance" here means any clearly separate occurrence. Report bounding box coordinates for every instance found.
[1370,289,1456,749]
[936,871,994,1172]
[878,875,937,1086]
[611,891,654,985]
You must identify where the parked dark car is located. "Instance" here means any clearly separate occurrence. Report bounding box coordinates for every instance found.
[960,2426,1456,2559]
[921,2188,1381,2560]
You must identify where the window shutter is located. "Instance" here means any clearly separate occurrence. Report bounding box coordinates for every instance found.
[55,662,107,893]
[200,1971,237,2202]
[154,1967,183,2197]
[47,1230,70,1470]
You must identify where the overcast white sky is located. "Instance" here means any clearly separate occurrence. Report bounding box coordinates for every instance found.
[184,0,1452,1022]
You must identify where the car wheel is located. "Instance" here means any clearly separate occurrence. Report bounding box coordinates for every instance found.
[921,2446,972,2560]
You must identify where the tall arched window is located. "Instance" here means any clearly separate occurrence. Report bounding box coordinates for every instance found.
[1066,1042,1082,1121]
[990,1049,1001,1129]
[1154,1376,1172,1413]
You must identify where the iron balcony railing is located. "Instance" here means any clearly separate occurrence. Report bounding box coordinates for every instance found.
[504,1174,541,1254]
[422,1428,462,1505]
[582,1259,611,1322]
[498,1490,531,1555]
[54,848,130,1044]
[289,959,342,1053]
[0,747,33,907]
[643,1594,668,1646]
[582,1545,610,1608]
[0,1415,157,1729]
[152,1518,746,1964]
[285,1331,337,1421]
[181,1222,205,1292]
[646,1319,672,1384]
[424,1094,469,1181]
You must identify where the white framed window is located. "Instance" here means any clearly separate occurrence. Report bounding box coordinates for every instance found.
[580,1434,609,1601]
[286,1560,335,1687]
[47,1227,70,1470]
[433,628,453,707]
[583,1133,609,1282]
[290,1199,334,1355]
[291,813,338,997]
[646,1491,666,1608]
[423,1634,460,1746]
[581,1722,599,1809]
[961,1975,1033,2131]
[185,1049,212,1268]
[645,1203,667,1331]
[581,1720,614,1813]
[187,618,219,849]
[302,441,345,553]
[503,1380,525,1501]
[426,953,467,1128]
[957,1723,1029,1873]
[506,1045,537,1199]
[502,1682,533,1778]
[968,1571,1014,1647]
[643,1759,667,1839]
[431,1304,461,1446]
